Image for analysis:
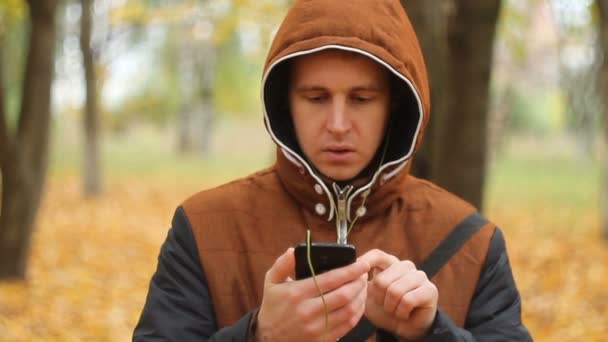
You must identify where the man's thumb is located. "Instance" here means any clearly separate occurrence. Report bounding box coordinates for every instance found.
[266,247,295,284]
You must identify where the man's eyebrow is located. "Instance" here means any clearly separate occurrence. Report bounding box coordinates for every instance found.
[294,84,385,92]
[294,85,326,92]
[351,85,384,92]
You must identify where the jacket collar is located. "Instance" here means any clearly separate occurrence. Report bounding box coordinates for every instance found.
[276,147,410,242]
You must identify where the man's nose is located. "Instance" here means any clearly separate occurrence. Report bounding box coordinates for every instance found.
[326,97,351,135]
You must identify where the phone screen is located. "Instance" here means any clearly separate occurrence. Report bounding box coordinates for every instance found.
[294,242,356,280]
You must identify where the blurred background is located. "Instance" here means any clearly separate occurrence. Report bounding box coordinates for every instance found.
[0,0,606,340]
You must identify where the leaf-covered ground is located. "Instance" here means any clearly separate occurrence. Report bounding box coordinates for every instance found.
[0,170,606,341]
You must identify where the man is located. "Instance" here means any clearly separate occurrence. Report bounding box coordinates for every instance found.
[134,0,532,341]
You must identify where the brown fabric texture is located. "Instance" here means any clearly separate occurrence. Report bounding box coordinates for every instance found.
[183,162,495,329]
[182,0,496,334]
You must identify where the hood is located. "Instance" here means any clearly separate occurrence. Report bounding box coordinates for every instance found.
[261,0,430,240]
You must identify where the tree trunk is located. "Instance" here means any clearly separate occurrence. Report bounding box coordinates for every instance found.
[597,0,608,239]
[177,38,216,156]
[0,0,58,279]
[400,1,501,210]
[198,42,216,156]
[177,107,194,153]
[0,35,9,181]
[400,0,450,180]
[433,0,502,210]
[0,157,38,278]
[177,41,196,154]
[81,0,101,195]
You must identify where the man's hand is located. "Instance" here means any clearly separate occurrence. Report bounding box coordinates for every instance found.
[256,248,370,342]
[358,249,438,340]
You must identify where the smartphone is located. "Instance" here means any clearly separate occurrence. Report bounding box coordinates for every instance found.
[294,242,356,280]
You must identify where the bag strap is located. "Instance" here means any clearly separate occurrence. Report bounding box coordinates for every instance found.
[339,211,489,341]
[418,211,488,279]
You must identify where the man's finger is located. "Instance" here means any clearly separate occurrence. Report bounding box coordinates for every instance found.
[265,248,295,284]
[394,283,438,320]
[326,287,367,338]
[358,249,400,271]
[370,260,417,304]
[382,269,427,314]
[298,260,370,297]
[322,275,367,312]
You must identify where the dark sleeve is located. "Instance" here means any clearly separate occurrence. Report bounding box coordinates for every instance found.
[133,206,256,341]
[417,227,533,342]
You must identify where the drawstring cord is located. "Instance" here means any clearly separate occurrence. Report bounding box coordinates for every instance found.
[345,121,392,238]
[306,229,329,342]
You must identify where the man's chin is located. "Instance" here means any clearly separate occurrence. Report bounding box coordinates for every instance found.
[317,167,360,184]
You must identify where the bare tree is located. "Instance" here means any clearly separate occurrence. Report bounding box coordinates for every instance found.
[0,0,58,279]
[597,0,608,239]
[81,0,101,195]
[435,0,502,210]
[401,0,502,210]
[401,0,450,181]
[176,31,216,156]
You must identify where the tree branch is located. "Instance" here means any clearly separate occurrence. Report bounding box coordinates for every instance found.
[598,0,608,239]
[598,0,608,107]
[599,0,608,22]
[599,0,608,66]
[0,39,13,169]
[17,0,56,163]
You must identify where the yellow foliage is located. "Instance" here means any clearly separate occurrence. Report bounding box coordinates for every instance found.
[109,1,195,26]
[0,175,194,341]
[0,175,606,341]
[0,0,26,35]
[490,200,608,341]
[108,0,288,47]
[108,0,148,25]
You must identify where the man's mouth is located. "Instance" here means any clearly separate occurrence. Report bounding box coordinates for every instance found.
[322,145,355,161]
[324,145,354,153]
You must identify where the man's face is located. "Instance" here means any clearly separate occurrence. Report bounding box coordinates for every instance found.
[288,50,390,181]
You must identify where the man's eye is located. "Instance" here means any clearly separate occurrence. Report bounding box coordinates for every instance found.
[352,96,372,103]
[306,95,326,102]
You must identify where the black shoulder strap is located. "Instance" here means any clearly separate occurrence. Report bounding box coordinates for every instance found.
[339,211,489,342]
[418,211,488,279]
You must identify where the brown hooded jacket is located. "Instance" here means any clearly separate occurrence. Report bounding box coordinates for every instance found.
[186,0,491,329]
[134,1,531,341]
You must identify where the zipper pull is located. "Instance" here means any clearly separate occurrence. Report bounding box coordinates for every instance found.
[332,183,353,244]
